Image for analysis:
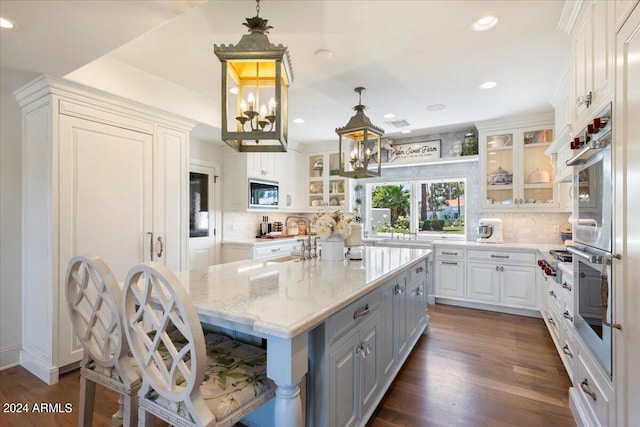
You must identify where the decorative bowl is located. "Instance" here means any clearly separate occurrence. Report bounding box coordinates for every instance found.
[487,166,513,185]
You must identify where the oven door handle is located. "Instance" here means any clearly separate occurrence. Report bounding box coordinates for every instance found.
[600,255,622,330]
[567,246,603,264]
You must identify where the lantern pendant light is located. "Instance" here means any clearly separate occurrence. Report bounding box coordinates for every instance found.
[214,0,293,152]
[336,87,384,179]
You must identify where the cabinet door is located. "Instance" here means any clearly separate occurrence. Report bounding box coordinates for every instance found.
[359,311,381,419]
[435,260,465,298]
[393,276,408,359]
[574,5,593,126]
[501,265,537,308]
[248,152,277,179]
[58,115,153,367]
[592,0,613,108]
[380,281,396,381]
[519,125,556,208]
[466,262,500,302]
[407,276,427,340]
[482,129,516,208]
[329,329,360,427]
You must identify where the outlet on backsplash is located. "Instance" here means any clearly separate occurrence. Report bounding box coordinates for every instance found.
[552,224,560,233]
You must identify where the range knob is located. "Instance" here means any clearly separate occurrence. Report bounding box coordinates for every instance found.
[587,123,595,134]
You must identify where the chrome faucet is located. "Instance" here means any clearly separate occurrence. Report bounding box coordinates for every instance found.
[286,215,313,259]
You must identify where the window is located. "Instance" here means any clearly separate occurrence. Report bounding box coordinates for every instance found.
[367,179,466,238]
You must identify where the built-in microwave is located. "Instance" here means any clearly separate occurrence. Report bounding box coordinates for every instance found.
[249,179,279,209]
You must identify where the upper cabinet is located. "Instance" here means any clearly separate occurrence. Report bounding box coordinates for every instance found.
[307,151,350,210]
[573,0,614,130]
[247,152,279,180]
[479,118,558,211]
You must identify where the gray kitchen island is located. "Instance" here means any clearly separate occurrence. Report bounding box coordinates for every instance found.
[175,246,431,427]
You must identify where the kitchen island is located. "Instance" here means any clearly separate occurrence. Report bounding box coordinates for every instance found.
[175,246,431,427]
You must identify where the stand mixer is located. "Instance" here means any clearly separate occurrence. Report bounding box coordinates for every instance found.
[344,224,364,260]
[477,218,504,243]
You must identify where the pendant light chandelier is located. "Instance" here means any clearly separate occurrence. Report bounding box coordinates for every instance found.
[214,0,293,152]
[336,87,384,179]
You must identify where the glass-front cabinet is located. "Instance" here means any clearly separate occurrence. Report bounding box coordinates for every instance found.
[307,151,350,210]
[480,123,557,210]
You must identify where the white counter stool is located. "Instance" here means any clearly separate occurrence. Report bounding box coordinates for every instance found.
[123,262,276,427]
[65,254,141,427]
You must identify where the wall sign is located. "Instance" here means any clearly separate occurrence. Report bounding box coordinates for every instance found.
[387,139,441,165]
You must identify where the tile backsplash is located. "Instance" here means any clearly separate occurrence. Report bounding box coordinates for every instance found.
[222,212,312,241]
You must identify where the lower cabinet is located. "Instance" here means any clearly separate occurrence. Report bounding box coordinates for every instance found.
[309,260,428,427]
[434,259,465,298]
[221,239,296,262]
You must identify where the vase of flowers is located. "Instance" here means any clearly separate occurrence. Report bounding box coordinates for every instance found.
[313,210,352,261]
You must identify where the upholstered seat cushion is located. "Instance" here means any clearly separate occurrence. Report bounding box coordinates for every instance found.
[146,338,275,423]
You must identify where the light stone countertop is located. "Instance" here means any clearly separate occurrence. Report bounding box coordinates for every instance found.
[221,236,305,247]
[429,239,565,253]
[175,246,431,339]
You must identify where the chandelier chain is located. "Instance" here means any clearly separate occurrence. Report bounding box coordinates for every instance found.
[256,0,260,16]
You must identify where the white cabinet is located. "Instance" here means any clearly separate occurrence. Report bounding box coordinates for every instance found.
[221,239,296,262]
[466,262,500,302]
[15,76,193,384]
[572,0,615,130]
[307,151,350,210]
[223,149,301,211]
[479,120,559,211]
[434,247,465,298]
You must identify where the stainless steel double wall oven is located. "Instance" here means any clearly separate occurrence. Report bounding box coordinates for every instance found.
[566,103,619,378]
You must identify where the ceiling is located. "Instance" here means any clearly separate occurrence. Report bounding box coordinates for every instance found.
[0,0,570,145]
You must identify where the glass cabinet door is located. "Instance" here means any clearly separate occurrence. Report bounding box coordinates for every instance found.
[520,126,554,207]
[308,154,324,208]
[307,152,349,210]
[485,131,515,207]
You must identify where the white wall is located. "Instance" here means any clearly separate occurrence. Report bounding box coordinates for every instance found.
[0,87,23,368]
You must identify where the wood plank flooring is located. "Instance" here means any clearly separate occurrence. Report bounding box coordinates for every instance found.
[366,304,576,427]
[0,304,575,427]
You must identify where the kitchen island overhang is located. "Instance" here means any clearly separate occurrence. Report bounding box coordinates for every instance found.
[175,246,431,426]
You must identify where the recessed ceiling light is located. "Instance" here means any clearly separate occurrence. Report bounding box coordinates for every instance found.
[293,118,304,124]
[229,87,238,95]
[426,104,446,112]
[401,130,411,134]
[383,113,395,119]
[0,17,15,29]
[314,49,332,59]
[480,81,498,89]
[472,15,498,32]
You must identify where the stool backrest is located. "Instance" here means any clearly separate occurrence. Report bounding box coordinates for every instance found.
[123,262,205,403]
[66,254,127,367]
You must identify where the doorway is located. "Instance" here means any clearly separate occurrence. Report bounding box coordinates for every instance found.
[189,162,220,268]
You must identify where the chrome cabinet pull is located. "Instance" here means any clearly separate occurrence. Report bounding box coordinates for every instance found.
[441,261,458,266]
[156,236,163,258]
[416,287,423,296]
[549,290,556,298]
[580,379,597,401]
[561,282,572,291]
[353,303,370,319]
[562,345,573,358]
[563,311,573,321]
[491,254,509,259]
[548,317,556,326]
[270,247,282,252]
[147,231,154,261]
[500,266,504,272]
[394,284,404,295]
[442,251,458,256]
[415,266,424,273]
[495,265,500,271]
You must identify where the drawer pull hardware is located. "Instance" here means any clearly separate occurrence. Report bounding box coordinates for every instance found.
[353,304,370,319]
[580,379,597,401]
[491,254,509,259]
[549,290,556,298]
[548,317,556,326]
[416,287,423,296]
[147,231,154,261]
[562,282,572,291]
[415,266,424,273]
[496,265,500,271]
[441,261,458,266]
[442,251,458,256]
[563,311,574,321]
[500,266,504,272]
[394,284,404,295]
[356,341,371,358]
[562,345,573,358]
[270,247,282,252]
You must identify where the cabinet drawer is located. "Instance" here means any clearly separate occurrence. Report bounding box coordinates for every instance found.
[435,247,464,259]
[576,353,610,427]
[467,249,535,264]
[254,243,294,260]
[407,260,427,283]
[328,288,381,344]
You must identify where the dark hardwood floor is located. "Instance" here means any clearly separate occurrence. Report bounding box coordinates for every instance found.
[0,304,575,427]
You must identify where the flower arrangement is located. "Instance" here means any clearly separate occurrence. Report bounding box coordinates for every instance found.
[312,210,352,239]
